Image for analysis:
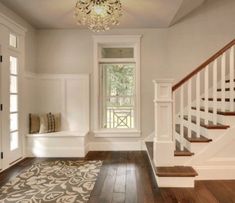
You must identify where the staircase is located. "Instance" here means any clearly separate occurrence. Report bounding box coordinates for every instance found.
[151,39,235,187]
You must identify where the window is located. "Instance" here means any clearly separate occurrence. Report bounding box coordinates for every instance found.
[93,35,141,137]
[9,56,19,150]
[101,63,135,129]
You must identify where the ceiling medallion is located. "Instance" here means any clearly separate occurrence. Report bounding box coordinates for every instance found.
[74,0,122,32]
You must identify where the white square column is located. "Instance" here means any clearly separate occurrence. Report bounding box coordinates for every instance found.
[153,79,174,166]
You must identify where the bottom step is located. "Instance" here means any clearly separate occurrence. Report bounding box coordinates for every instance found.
[156,166,198,188]
[145,142,198,188]
[156,166,198,177]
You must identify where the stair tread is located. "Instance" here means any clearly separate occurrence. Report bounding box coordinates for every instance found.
[176,124,212,143]
[145,142,153,161]
[174,140,194,156]
[183,115,229,129]
[156,166,198,177]
[191,107,235,116]
[202,98,235,102]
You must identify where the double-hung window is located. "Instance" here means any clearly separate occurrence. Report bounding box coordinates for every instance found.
[93,36,141,137]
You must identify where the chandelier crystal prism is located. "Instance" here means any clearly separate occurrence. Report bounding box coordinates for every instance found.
[74,0,122,32]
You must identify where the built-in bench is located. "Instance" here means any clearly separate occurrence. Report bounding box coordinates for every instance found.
[26,131,89,158]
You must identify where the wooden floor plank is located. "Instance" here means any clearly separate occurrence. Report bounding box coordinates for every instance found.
[114,164,126,193]
[125,170,137,203]
[1,152,235,203]
[112,193,125,203]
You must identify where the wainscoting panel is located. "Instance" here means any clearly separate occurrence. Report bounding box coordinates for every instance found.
[24,73,90,132]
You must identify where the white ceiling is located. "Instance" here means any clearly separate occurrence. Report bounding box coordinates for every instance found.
[0,0,205,29]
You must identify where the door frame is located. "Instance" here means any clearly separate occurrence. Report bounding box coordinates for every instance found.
[0,12,26,171]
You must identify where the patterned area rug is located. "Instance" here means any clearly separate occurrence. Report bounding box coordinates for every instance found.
[0,160,102,203]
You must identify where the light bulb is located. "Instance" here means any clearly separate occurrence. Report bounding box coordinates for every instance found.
[93,5,105,15]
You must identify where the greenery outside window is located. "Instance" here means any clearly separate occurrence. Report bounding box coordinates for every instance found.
[100,63,135,129]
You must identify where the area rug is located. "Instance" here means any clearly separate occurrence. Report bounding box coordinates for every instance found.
[0,160,102,203]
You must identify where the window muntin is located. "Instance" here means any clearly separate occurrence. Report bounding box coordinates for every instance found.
[101,63,135,129]
[9,56,19,151]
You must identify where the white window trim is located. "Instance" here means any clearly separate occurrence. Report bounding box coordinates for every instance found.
[93,35,142,137]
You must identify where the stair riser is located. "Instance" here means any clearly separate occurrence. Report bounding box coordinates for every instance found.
[190,109,235,126]
[215,91,235,98]
[182,119,226,140]
[156,176,195,188]
[173,154,191,165]
[175,132,208,154]
[225,82,235,89]
[182,119,208,136]
[201,101,235,110]
[185,140,208,154]
[205,129,227,140]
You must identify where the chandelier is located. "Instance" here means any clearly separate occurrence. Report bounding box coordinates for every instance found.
[74,0,122,32]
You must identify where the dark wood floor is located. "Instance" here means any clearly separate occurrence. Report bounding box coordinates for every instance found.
[1,152,235,203]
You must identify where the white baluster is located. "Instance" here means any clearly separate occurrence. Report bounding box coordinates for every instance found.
[187,80,192,138]
[180,87,184,151]
[213,60,218,124]
[196,72,200,137]
[173,91,176,144]
[230,46,234,112]
[204,66,209,125]
[221,53,226,112]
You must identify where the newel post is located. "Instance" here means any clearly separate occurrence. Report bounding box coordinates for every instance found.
[153,79,174,166]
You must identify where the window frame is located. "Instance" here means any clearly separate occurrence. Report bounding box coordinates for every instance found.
[93,35,141,137]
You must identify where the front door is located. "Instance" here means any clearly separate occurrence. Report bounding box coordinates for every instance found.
[0,25,22,168]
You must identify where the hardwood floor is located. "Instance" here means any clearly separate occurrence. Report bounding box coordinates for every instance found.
[1,152,235,203]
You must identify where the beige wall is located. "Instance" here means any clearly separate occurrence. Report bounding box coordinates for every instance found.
[168,0,235,83]
[36,28,168,139]
[0,2,36,72]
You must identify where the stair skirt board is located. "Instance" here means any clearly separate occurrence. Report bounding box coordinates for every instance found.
[195,166,235,180]
[145,142,159,188]
[156,176,195,188]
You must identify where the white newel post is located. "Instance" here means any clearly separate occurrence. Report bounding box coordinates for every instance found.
[153,79,174,166]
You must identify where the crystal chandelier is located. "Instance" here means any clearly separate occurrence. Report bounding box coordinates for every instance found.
[74,0,122,32]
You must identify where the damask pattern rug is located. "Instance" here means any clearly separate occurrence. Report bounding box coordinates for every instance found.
[0,160,102,203]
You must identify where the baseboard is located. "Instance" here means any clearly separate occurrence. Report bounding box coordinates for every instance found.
[0,156,27,174]
[27,147,86,158]
[145,143,158,186]
[88,141,143,151]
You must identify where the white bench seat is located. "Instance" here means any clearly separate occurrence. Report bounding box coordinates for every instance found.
[26,131,89,158]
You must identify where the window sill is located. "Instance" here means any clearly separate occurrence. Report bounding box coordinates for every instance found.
[94,129,141,138]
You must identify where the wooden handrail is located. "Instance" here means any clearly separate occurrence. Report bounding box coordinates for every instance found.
[172,39,235,92]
